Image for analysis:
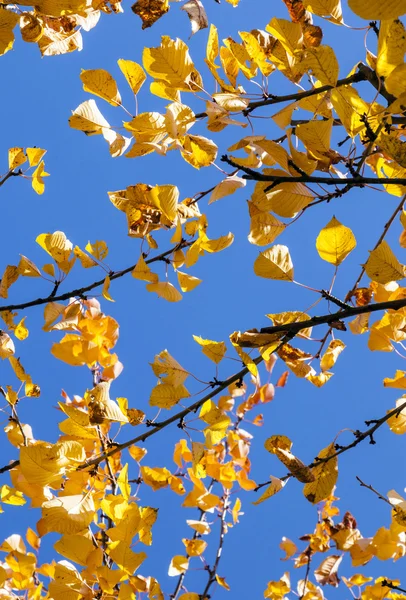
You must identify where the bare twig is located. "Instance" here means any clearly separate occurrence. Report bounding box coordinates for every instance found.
[255,401,406,491]
[200,491,230,599]
[345,194,406,302]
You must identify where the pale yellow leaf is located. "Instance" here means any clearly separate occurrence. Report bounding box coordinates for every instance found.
[254,245,294,280]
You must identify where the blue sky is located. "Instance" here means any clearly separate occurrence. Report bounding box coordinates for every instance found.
[1,0,406,597]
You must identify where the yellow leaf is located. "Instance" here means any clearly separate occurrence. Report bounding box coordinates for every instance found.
[149,382,190,408]
[146,281,182,302]
[379,133,406,168]
[248,210,285,246]
[0,484,25,506]
[181,134,217,168]
[54,534,94,566]
[85,240,108,260]
[316,216,356,266]
[8,147,26,170]
[193,335,226,363]
[26,148,46,167]
[253,476,287,505]
[9,356,31,382]
[376,19,406,79]
[117,59,146,95]
[74,246,98,268]
[177,270,202,292]
[151,184,179,221]
[37,493,95,536]
[200,232,234,253]
[143,35,202,92]
[209,175,246,204]
[384,370,406,388]
[183,538,207,556]
[0,265,19,298]
[0,9,19,56]
[18,255,41,277]
[102,276,115,302]
[280,537,298,560]
[168,555,189,576]
[320,339,345,371]
[296,118,333,160]
[36,231,73,264]
[117,464,131,500]
[215,575,230,591]
[302,0,343,23]
[254,245,294,280]
[31,160,49,195]
[132,254,159,283]
[80,69,121,106]
[69,99,110,135]
[265,436,315,483]
[151,350,189,386]
[303,443,338,504]
[301,45,339,86]
[20,440,86,486]
[387,397,406,434]
[266,17,303,56]
[141,465,171,490]
[15,317,29,341]
[364,241,405,284]
[348,0,406,20]
[87,381,128,424]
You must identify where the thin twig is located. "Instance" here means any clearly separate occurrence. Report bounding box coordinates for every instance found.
[255,401,406,491]
[200,491,230,599]
[345,194,406,302]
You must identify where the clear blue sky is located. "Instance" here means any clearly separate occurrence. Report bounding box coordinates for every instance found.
[1,0,406,597]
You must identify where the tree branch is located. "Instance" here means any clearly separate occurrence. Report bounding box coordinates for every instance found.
[235,296,406,345]
[0,169,22,188]
[255,401,406,491]
[200,491,229,599]
[220,155,406,188]
[0,239,193,314]
[243,69,369,115]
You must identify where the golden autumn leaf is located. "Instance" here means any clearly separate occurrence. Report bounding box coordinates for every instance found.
[146,281,183,302]
[117,59,146,95]
[254,245,294,280]
[193,335,226,363]
[364,241,405,284]
[303,443,338,504]
[80,69,121,106]
[316,217,356,266]
[348,0,406,20]
[252,476,287,505]
[143,36,202,92]
[0,9,19,56]
[301,45,339,85]
[8,147,26,170]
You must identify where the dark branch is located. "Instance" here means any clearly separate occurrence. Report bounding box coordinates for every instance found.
[243,69,369,115]
[0,240,193,314]
[236,296,406,345]
[221,155,406,188]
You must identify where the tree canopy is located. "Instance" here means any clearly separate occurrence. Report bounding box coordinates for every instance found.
[2,0,406,599]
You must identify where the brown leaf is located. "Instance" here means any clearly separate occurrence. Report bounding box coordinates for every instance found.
[131,0,169,28]
[181,0,208,36]
[314,555,342,587]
